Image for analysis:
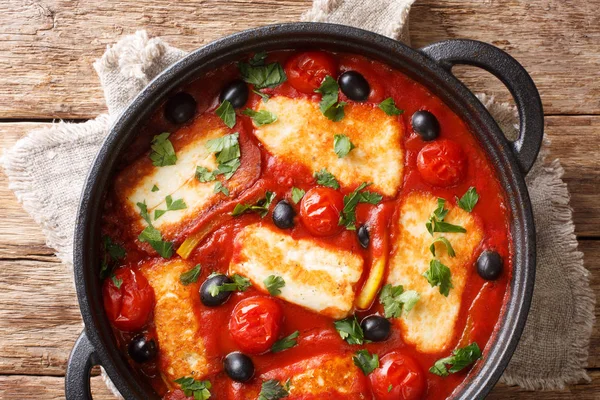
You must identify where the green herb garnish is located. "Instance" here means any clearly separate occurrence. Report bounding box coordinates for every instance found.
[239,54,287,90]
[423,259,453,297]
[180,265,202,286]
[208,274,251,297]
[379,283,420,318]
[378,97,404,116]
[315,75,346,121]
[271,331,299,353]
[457,187,479,212]
[232,191,276,218]
[154,195,187,220]
[216,100,236,128]
[429,343,482,377]
[430,237,456,258]
[333,134,355,158]
[264,275,285,296]
[338,183,383,230]
[334,315,365,345]
[353,349,379,375]
[291,187,305,204]
[149,132,177,167]
[174,376,212,400]
[314,168,340,189]
[257,379,290,400]
[243,108,277,126]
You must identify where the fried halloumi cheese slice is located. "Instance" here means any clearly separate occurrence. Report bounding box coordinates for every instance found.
[253,96,404,196]
[114,114,260,241]
[387,192,483,353]
[229,224,364,319]
[139,259,209,385]
[230,353,369,399]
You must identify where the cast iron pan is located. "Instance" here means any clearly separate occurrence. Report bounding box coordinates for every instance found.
[66,22,542,400]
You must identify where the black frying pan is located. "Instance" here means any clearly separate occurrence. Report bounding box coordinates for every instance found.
[66,23,542,400]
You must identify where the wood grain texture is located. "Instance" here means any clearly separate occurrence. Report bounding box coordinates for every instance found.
[0,0,599,119]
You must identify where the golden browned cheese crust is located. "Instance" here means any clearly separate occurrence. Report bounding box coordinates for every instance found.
[254,96,404,196]
[387,192,483,353]
[139,259,209,386]
[229,224,364,319]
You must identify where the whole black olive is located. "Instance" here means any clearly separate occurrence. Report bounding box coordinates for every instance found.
[411,110,440,141]
[224,352,255,382]
[357,225,370,249]
[338,71,370,101]
[361,315,391,342]
[200,274,233,307]
[272,200,295,229]
[164,92,197,124]
[128,335,158,363]
[219,79,249,109]
[476,250,503,280]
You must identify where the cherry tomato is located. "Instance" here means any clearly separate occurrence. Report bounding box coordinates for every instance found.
[285,51,337,94]
[300,187,344,236]
[229,297,283,354]
[369,352,426,400]
[417,139,467,187]
[102,267,154,332]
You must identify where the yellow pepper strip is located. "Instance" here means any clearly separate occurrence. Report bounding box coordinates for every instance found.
[355,255,387,309]
[176,220,219,259]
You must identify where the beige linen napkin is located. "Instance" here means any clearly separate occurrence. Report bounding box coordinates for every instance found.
[2,0,594,396]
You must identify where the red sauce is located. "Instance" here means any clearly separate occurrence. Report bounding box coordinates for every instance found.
[101,50,512,400]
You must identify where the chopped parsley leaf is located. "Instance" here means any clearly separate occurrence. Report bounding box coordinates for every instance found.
[232,191,276,218]
[258,379,290,400]
[338,183,383,230]
[243,108,277,126]
[264,275,285,296]
[334,315,365,345]
[216,100,236,128]
[253,89,270,102]
[353,349,379,375]
[291,187,305,204]
[136,201,151,224]
[379,283,420,318]
[423,259,453,297]
[151,185,159,192]
[314,168,340,189]
[111,275,123,289]
[315,75,346,121]
[154,195,187,220]
[103,236,126,261]
[271,331,299,353]
[430,237,456,258]
[213,181,230,196]
[426,198,466,235]
[457,187,479,212]
[378,97,404,116]
[195,166,216,182]
[239,55,287,90]
[179,264,202,286]
[429,343,482,377]
[136,202,174,258]
[333,134,355,158]
[174,376,212,400]
[149,132,177,167]
[209,274,251,297]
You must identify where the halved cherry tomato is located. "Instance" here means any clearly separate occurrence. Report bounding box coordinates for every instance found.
[300,187,344,236]
[417,139,467,187]
[285,51,337,94]
[102,267,154,332]
[229,296,283,354]
[369,352,426,400]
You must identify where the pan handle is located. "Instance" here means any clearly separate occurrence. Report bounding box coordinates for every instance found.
[419,39,543,175]
[65,331,98,400]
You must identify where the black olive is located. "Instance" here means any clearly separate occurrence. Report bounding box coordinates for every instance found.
[361,315,391,342]
[219,79,249,109]
[357,225,370,249]
[200,274,233,307]
[338,71,370,101]
[272,200,295,229]
[224,352,255,382]
[476,250,503,280]
[164,92,197,124]
[411,110,440,141]
[127,335,158,363]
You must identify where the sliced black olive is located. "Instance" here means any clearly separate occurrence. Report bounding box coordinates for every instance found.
[272,200,295,229]
[164,92,197,124]
[357,225,370,249]
[361,315,391,342]
[224,351,255,382]
[219,79,249,109]
[476,250,503,280]
[338,71,370,101]
[128,334,158,363]
[411,110,440,141]
[200,274,233,307]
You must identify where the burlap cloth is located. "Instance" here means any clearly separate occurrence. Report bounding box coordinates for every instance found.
[2,0,594,396]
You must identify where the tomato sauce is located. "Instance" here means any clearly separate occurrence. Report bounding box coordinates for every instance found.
[100,50,512,400]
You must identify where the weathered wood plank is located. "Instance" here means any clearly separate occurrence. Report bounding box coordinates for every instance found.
[0,0,598,119]
[0,371,599,399]
[2,116,598,240]
[0,235,596,376]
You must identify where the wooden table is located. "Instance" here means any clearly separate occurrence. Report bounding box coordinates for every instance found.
[0,1,598,398]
